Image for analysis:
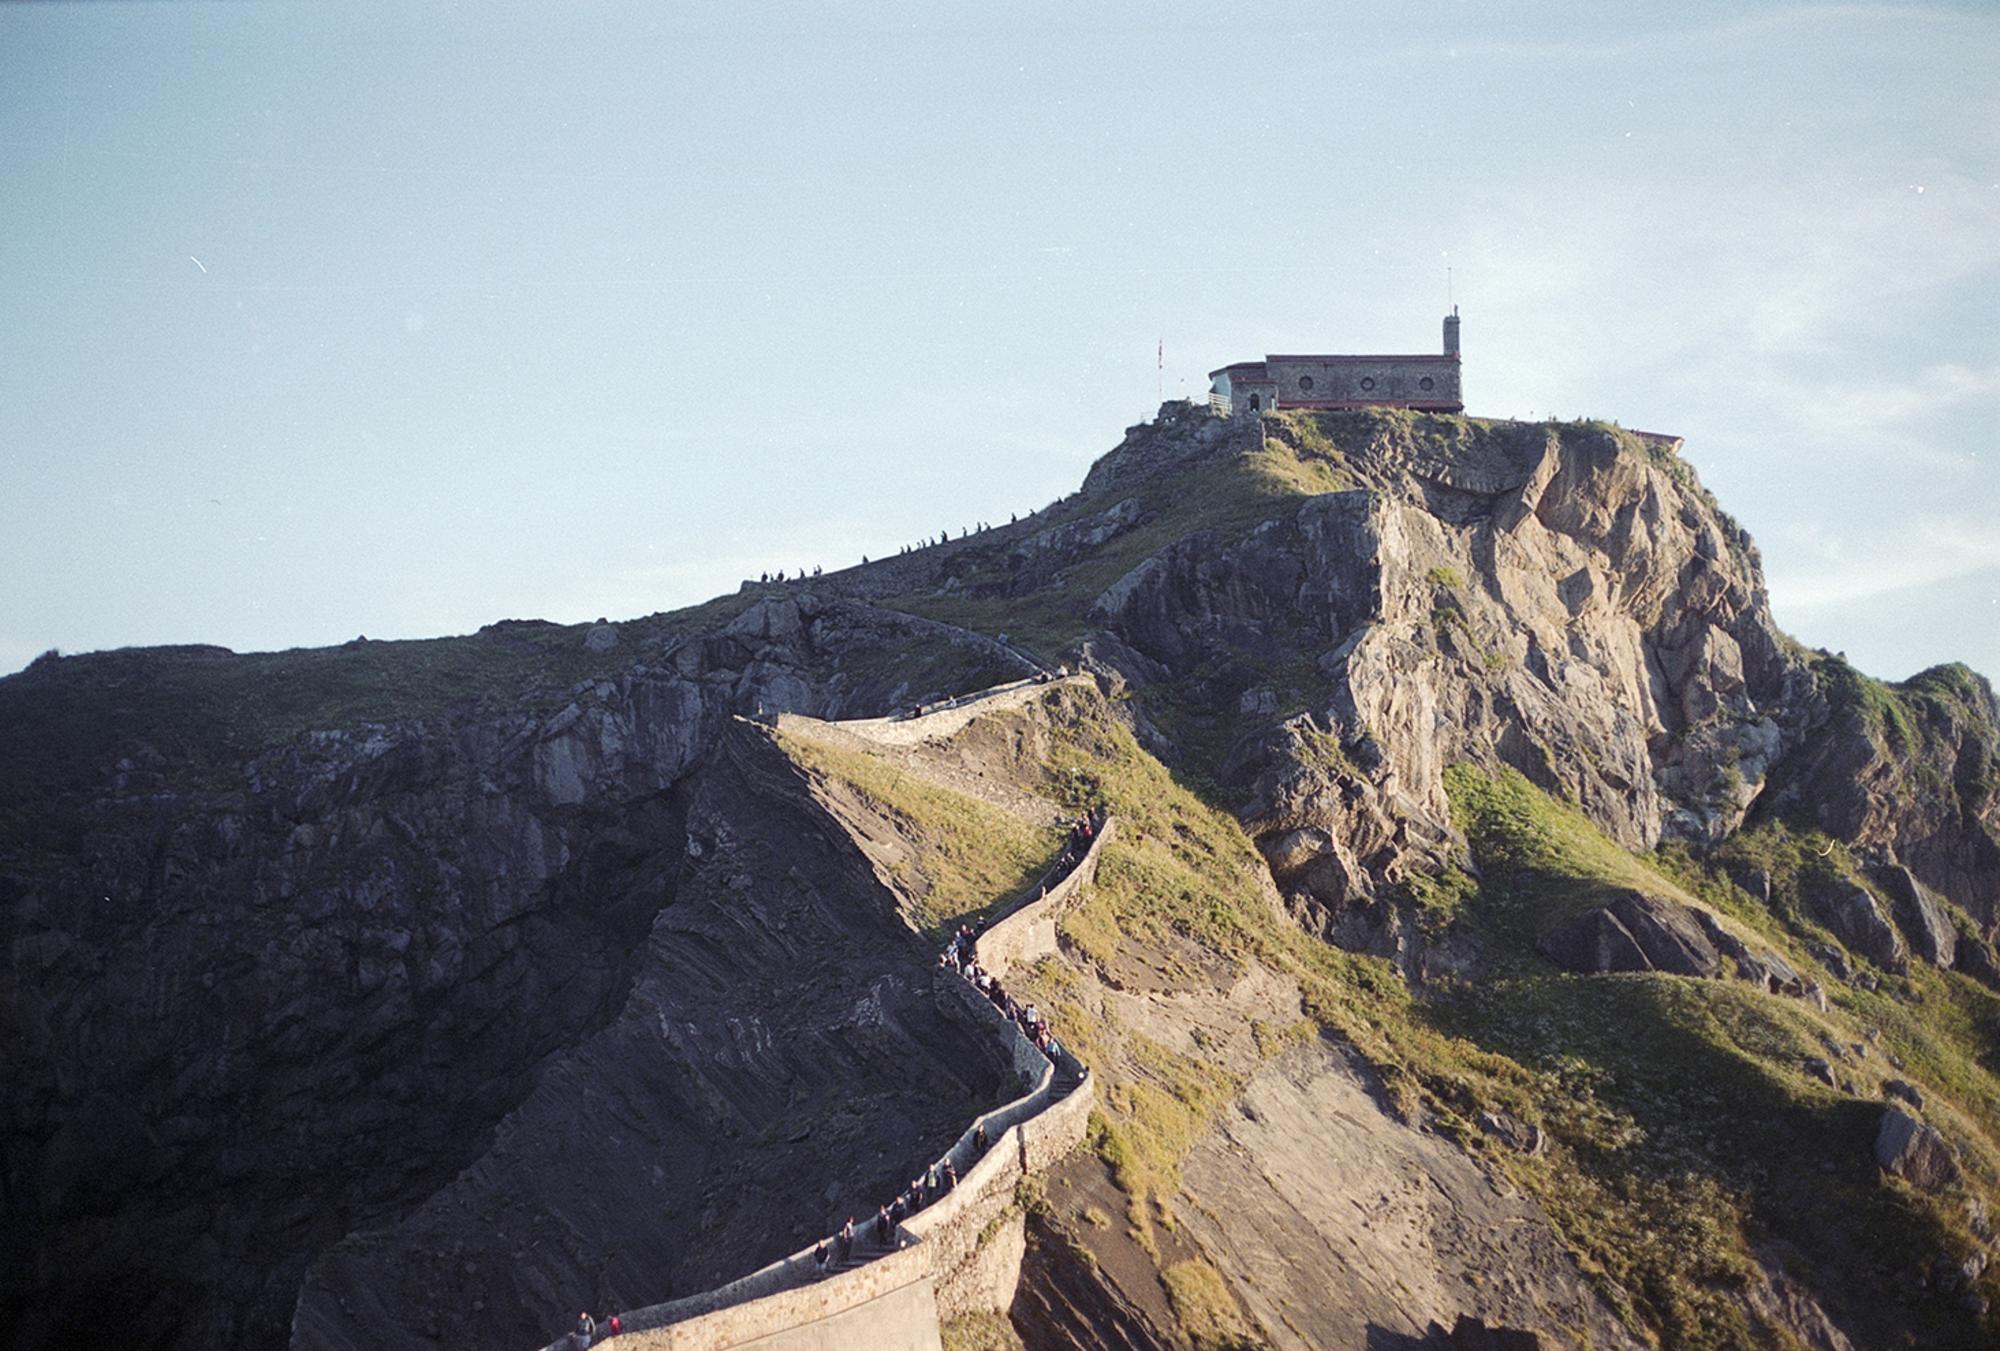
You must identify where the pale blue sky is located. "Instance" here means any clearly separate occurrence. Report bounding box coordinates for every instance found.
[2,1,1995,682]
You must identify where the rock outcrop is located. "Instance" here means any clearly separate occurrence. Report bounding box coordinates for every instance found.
[1805,876,1910,974]
[1537,890,1722,978]
[1875,864,1957,968]
[1876,1108,1961,1192]
[1082,416,1805,948]
[5,403,1996,1351]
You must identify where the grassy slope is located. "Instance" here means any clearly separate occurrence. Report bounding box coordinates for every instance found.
[884,423,1351,658]
[1001,684,1999,1347]
[773,725,1064,938]
[1440,767,2000,1348]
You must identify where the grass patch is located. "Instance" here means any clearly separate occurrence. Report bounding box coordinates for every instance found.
[939,1311,1025,1351]
[1162,1259,1260,1350]
[1444,763,1695,946]
[1096,1035,1243,1203]
[1814,653,1919,754]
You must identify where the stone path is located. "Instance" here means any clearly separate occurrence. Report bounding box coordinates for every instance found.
[541,684,1104,1351]
[817,674,1085,749]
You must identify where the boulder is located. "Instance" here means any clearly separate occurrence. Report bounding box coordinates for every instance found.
[1606,891,1722,978]
[1696,910,1804,995]
[1538,891,1720,978]
[1539,907,1651,975]
[1806,878,1908,974]
[1804,1057,1837,1087]
[1884,1080,1926,1110]
[1477,1109,1547,1156]
[1809,941,1853,983]
[583,623,619,654]
[1874,865,1956,968]
[1875,1107,1960,1191]
[1726,862,1774,903]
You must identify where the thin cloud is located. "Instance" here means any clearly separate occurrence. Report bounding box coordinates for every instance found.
[1767,513,2000,611]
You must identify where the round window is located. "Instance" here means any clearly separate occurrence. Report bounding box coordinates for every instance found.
[1359,377,1376,392]
[1298,376,1314,391]
[1420,376,1435,391]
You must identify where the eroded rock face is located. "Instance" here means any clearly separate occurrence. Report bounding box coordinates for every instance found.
[1080,412,2000,973]
[1174,1038,1644,1351]
[289,723,1018,1351]
[1089,418,1801,938]
[1765,666,2000,927]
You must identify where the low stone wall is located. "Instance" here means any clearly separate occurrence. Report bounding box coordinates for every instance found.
[974,818,1112,977]
[616,1242,939,1351]
[1019,1054,1095,1176]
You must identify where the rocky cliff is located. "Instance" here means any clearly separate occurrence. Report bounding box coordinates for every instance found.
[5,404,1999,1351]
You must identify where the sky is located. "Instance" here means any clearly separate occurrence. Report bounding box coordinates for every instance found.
[1,0,1995,684]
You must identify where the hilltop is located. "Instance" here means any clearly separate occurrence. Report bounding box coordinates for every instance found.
[3,405,1998,1350]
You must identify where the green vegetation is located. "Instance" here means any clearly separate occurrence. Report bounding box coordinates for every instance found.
[1434,764,2000,1347]
[1814,653,1919,753]
[1444,764,1697,944]
[1018,687,1997,1346]
[774,727,1062,935]
[939,1311,1026,1351]
[1161,1259,1260,1351]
